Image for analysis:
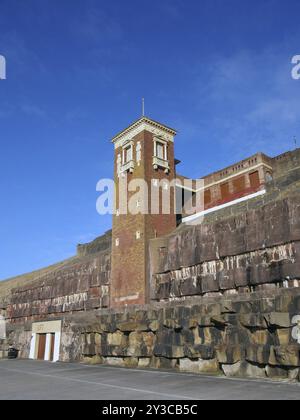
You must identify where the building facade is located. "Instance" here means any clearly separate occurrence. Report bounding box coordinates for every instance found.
[110,116,276,307]
[0,116,300,377]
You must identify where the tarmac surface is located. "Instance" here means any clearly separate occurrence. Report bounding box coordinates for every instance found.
[0,359,299,400]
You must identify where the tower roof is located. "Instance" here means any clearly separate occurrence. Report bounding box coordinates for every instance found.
[111,116,177,144]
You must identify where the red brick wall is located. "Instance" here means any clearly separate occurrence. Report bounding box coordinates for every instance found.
[182,169,266,217]
[110,129,176,308]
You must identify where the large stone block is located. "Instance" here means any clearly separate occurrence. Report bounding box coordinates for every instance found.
[179,358,220,374]
[200,275,220,293]
[184,344,214,360]
[222,361,266,378]
[156,327,183,346]
[216,345,245,364]
[154,344,185,359]
[82,355,103,364]
[188,316,213,328]
[245,345,270,365]
[116,321,149,332]
[103,357,125,367]
[107,331,125,346]
[127,332,155,357]
[265,365,288,379]
[276,329,291,346]
[151,357,178,370]
[138,358,151,368]
[180,277,202,297]
[239,314,267,329]
[264,313,291,328]
[269,345,300,367]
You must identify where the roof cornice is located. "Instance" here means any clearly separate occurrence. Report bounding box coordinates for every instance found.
[111,116,177,144]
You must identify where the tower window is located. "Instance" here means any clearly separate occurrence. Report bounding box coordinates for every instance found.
[156,142,165,160]
[153,137,169,172]
[220,182,230,199]
[120,140,135,173]
[249,171,260,188]
[232,175,246,193]
[124,145,132,163]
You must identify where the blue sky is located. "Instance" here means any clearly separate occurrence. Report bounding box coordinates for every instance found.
[0,0,300,280]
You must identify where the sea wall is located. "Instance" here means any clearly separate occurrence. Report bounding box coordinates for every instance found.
[6,240,111,324]
[57,288,300,381]
[149,194,300,302]
[5,288,300,381]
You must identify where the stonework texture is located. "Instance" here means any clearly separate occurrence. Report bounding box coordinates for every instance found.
[5,288,300,380]
[149,150,300,303]
[1,142,300,383]
[4,235,112,323]
[150,195,300,301]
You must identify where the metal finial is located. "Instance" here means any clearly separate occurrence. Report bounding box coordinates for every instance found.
[142,98,145,117]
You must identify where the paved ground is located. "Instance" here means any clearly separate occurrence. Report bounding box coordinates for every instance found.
[0,359,299,400]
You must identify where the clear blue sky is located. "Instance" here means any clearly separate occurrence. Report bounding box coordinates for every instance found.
[0,0,299,280]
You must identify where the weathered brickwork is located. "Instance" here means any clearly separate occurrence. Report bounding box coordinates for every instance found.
[111,124,177,308]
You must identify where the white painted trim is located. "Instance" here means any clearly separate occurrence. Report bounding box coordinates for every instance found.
[112,117,176,143]
[29,333,36,359]
[53,332,61,362]
[176,163,273,192]
[32,320,61,334]
[44,333,51,361]
[113,120,175,149]
[182,189,266,224]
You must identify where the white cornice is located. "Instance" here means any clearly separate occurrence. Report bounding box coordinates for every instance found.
[182,189,267,224]
[112,117,177,149]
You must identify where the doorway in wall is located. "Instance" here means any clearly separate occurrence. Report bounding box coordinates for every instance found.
[37,334,47,360]
[36,332,57,361]
[30,320,62,362]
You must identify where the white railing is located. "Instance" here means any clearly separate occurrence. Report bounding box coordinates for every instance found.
[152,156,170,171]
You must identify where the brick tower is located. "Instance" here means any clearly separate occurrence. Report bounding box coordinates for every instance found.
[110,116,177,307]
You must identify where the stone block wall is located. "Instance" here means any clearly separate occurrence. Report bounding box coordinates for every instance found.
[149,193,300,302]
[67,288,300,381]
[6,243,111,323]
